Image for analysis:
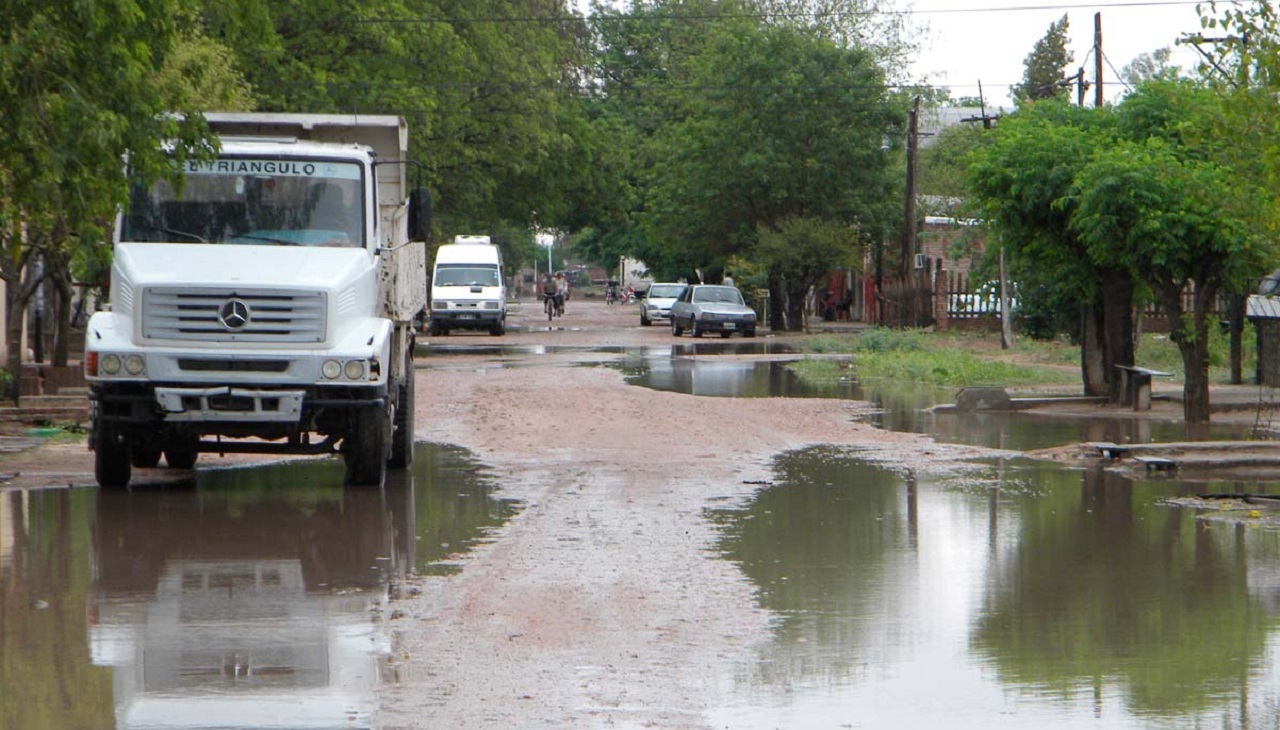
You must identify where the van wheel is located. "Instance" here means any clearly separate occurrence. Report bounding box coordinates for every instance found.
[345,406,388,486]
[427,321,443,336]
[490,322,505,336]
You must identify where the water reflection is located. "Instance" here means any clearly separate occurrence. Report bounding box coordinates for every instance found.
[709,447,1280,728]
[621,359,1245,450]
[0,442,518,730]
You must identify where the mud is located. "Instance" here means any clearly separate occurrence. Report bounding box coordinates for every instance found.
[375,298,1000,729]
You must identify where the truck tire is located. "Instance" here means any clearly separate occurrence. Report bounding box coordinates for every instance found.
[94,422,132,489]
[345,405,388,486]
[388,353,415,470]
[131,444,162,469]
[164,435,200,470]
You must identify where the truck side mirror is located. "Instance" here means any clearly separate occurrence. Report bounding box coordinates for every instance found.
[409,189,432,242]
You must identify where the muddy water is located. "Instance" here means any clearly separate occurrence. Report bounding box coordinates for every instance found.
[0,443,516,730]
[621,358,1247,450]
[707,447,1280,728]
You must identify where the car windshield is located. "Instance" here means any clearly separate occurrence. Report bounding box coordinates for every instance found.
[692,287,744,305]
[120,157,366,248]
[648,285,685,299]
[435,265,501,287]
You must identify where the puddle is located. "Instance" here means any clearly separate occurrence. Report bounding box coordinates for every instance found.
[619,359,1247,450]
[0,443,517,730]
[707,446,1280,727]
[423,341,795,358]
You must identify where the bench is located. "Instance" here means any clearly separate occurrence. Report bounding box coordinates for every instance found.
[1115,365,1173,411]
[1134,456,1177,474]
[1088,441,1131,460]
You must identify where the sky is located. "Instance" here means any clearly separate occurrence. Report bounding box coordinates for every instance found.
[907,0,1210,108]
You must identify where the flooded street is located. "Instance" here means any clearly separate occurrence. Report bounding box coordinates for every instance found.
[5,299,1280,728]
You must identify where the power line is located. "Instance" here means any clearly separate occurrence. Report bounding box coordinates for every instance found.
[273,1,1204,26]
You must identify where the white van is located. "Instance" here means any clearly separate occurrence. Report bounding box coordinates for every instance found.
[427,235,506,336]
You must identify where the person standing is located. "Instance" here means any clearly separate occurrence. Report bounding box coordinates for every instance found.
[723,271,735,288]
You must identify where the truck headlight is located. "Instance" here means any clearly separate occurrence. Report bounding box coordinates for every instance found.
[100,354,122,375]
[124,355,145,376]
[322,360,342,379]
[344,360,366,380]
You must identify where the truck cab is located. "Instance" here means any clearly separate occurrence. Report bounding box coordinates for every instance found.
[85,114,429,489]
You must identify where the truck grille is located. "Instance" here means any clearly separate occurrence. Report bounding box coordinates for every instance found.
[142,288,327,343]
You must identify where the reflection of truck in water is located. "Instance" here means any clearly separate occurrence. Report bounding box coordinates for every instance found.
[88,480,410,729]
[85,113,430,488]
[426,234,506,336]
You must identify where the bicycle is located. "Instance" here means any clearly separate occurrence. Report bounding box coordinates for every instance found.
[544,293,563,321]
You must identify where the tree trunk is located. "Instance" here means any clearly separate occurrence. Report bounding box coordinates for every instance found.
[784,286,806,332]
[1160,281,1214,424]
[47,249,74,368]
[1180,325,1212,423]
[1227,293,1245,385]
[767,272,784,332]
[1080,301,1107,397]
[1098,270,1135,403]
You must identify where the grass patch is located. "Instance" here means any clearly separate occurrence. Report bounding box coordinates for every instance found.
[794,328,1080,387]
[797,324,1258,388]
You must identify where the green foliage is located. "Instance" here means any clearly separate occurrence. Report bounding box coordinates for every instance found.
[1011,14,1073,106]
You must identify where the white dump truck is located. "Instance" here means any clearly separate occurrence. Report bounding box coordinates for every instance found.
[85,113,430,488]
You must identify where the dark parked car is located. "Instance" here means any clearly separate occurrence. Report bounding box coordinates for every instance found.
[670,285,757,338]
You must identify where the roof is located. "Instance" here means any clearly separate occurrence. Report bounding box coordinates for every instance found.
[1247,295,1280,319]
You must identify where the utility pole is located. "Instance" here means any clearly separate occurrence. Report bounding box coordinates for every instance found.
[901,96,920,324]
[1094,13,1104,107]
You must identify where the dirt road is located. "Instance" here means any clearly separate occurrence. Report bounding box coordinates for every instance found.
[376,296,1000,729]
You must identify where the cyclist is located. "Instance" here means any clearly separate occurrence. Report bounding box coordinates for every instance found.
[541,274,561,320]
[555,272,570,314]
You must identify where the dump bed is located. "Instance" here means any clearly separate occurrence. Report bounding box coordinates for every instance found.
[203,112,408,220]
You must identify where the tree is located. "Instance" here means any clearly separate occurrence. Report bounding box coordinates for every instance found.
[1011,15,1073,106]
[0,0,213,393]
[967,102,1128,398]
[643,22,901,329]
[199,0,588,235]
[754,217,861,329]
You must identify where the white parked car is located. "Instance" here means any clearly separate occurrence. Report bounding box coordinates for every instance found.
[640,283,688,326]
[670,285,758,338]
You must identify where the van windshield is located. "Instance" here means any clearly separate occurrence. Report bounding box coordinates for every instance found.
[120,157,366,248]
[435,265,500,287]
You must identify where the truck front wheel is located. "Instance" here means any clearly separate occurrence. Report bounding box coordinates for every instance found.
[94,421,132,489]
[345,406,389,486]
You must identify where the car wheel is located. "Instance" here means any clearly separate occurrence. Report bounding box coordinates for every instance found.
[671,317,683,336]
[745,328,757,338]
[641,312,651,326]
[691,318,703,338]
[720,331,731,338]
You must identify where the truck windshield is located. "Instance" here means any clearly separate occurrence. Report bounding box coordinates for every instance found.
[120,158,366,248]
[435,265,500,287]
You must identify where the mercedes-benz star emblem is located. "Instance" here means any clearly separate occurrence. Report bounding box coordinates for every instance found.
[219,298,251,330]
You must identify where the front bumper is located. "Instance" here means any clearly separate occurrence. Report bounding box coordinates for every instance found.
[695,317,756,332]
[431,310,503,327]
